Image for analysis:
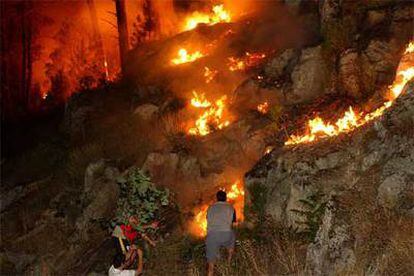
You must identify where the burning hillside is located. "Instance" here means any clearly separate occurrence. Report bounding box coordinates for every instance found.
[286,42,414,145]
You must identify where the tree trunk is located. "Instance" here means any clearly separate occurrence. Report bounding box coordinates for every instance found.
[115,0,129,75]
[21,1,27,109]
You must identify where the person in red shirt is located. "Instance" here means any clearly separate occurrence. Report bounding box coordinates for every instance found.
[112,216,157,274]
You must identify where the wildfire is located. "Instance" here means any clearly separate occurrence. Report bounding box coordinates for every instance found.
[190,91,211,108]
[257,102,269,114]
[286,42,414,146]
[183,4,231,31]
[188,93,230,136]
[228,52,266,71]
[171,48,204,65]
[191,180,245,237]
[204,66,218,83]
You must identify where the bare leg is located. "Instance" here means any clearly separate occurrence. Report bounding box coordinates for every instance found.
[136,248,143,275]
[227,247,234,264]
[207,261,215,276]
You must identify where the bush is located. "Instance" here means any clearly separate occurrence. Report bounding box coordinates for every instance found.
[115,168,171,232]
[291,191,327,242]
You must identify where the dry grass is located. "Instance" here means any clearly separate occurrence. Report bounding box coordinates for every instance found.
[143,224,307,276]
[337,166,414,275]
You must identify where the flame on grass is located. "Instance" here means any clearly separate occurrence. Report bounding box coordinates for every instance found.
[171,48,204,65]
[286,42,414,145]
[188,92,230,136]
[183,4,231,31]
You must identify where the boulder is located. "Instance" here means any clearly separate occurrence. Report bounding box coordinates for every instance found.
[289,46,329,104]
[377,173,411,210]
[339,49,362,99]
[264,49,299,79]
[133,103,159,121]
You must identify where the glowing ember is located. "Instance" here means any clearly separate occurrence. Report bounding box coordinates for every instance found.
[104,59,109,81]
[264,146,273,155]
[286,42,414,146]
[183,4,231,31]
[257,102,269,114]
[42,93,48,100]
[191,180,244,237]
[171,48,204,65]
[228,52,266,71]
[188,93,230,136]
[204,66,218,83]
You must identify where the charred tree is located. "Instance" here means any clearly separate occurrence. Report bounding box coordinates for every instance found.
[20,0,33,110]
[115,0,129,75]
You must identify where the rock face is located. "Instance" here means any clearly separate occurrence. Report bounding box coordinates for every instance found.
[289,46,329,104]
[0,160,120,274]
[305,199,356,275]
[245,84,414,274]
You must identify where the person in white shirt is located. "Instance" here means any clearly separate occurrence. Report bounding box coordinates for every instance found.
[108,253,143,276]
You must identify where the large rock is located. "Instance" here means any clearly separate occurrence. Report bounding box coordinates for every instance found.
[339,49,362,99]
[305,200,356,275]
[289,46,329,104]
[245,84,414,273]
[0,160,120,274]
[133,103,159,121]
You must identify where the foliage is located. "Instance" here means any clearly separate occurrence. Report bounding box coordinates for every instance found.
[246,183,268,223]
[291,191,327,242]
[115,168,170,232]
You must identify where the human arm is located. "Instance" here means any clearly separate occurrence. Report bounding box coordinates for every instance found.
[142,233,156,247]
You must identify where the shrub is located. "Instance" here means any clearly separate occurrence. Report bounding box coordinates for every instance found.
[115,168,171,232]
[291,191,327,242]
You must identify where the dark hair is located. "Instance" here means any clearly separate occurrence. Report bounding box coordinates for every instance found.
[216,190,227,202]
[113,253,125,268]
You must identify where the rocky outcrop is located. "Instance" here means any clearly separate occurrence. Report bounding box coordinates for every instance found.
[305,199,356,275]
[0,160,120,274]
[245,83,414,273]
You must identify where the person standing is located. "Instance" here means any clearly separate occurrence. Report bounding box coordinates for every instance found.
[205,190,237,276]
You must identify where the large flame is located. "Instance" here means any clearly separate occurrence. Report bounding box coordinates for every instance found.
[183,4,231,31]
[188,92,230,136]
[191,180,245,237]
[171,48,204,65]
[286,42,414,146]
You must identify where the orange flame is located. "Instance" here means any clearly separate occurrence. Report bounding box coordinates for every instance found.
[204,66,218,83]
[183,4,231,31]
[171,48,204,65]
[257,102,269,114]
[191,180,244,237]
[188,93,230,136]
[228,52,266,71]
[286,42,414,146]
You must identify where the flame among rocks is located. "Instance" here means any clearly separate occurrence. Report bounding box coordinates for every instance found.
[228,52,267,71]
[286,42,414,146]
